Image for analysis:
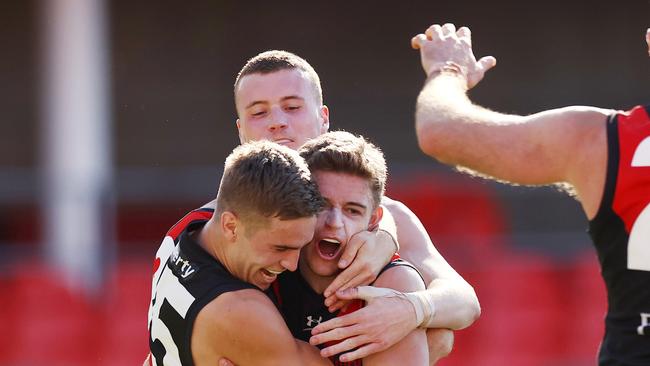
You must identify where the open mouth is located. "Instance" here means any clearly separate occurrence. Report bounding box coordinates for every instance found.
[273,138,293,145]
[260,268,283,282]
[317,238,342,260]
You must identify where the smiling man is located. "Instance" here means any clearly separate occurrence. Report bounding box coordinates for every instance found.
[147,141,331,366]
[235,65,328,151]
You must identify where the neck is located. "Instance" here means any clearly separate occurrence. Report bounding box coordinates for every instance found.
[298,256,337,295]
[198,220,232,273]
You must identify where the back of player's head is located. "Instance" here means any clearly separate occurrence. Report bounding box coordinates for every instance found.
[217,140,325,230]
[299,131,387,208]
[234,50,323,105]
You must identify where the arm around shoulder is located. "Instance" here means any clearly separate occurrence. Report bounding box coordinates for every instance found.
[192,288,331,366]
[362,264,428,366]
[382,196,480,329]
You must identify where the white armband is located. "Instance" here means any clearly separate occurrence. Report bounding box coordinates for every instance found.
[404,290,436,328]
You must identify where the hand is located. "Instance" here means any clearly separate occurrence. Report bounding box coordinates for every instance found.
[310,286,418,363]
[323,230,395,310]
[646,28,650,56]
[411,23,496,89]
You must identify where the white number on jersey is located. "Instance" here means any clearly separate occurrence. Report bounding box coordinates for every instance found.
[148,236,196,365]
[628,136,650,272]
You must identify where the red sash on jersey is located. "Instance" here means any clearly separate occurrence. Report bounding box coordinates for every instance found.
[612,106,650,233]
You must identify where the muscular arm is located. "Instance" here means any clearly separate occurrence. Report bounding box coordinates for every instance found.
[382,196,480,329]
[415,74,609,218]
[192,289,331,366]
[412,23,611,219]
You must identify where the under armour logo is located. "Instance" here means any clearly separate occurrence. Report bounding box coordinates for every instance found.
[305,315,323,328]
[638,313,650,336]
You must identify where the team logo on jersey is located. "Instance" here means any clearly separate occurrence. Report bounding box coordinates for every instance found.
[638,313,650,336]
[169,245,197,281]
[303,315,323,330]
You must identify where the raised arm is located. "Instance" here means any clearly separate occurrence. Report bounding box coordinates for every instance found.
[192,289,331,366]
[411,23,611,219]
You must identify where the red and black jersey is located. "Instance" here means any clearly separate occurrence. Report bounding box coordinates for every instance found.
[588,105,650,365]
[147,208,259,366]
[275,255,423,366]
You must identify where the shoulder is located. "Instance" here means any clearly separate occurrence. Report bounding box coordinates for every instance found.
[381,196,423,227]
[381,196,409,215]
[549,107,611,218]
[193,288,287,348]
[196,288,278,329]
[374,262,426,293]
[192,288,300,364]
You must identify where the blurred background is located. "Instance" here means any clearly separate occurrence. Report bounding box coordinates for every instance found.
[2,0,649,365]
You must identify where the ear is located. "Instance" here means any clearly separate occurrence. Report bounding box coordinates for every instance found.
[320,105,330,133]
[235,118,246,144]
[220,211,239,242]
[368,205,383,230]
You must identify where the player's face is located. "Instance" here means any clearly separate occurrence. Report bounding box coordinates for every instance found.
[300,171,381,280]
[236,215,317,290]
[235,69,330,150]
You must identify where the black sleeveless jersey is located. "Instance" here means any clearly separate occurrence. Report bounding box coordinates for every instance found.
[147,209,260,366]
[588,105,650,365]
[275,257,423,366]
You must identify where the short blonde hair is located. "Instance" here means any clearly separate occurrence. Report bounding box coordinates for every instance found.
[234,50,323,105]
[217,140,324,229]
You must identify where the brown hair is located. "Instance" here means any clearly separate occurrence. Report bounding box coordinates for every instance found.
[217,140,324,231]
[299,131,387,208]
[234,50,323,105]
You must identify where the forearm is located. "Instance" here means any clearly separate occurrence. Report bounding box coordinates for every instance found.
[415,73,523,173]
[420,278,480,330]
[398,256,479,330]
[384,198,480,329]
[415,72,472,162]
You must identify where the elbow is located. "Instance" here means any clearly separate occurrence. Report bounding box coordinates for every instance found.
[460,285,481,329]
[449,284,481,330]
[469,292,482,325]
[415,120,456,165]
